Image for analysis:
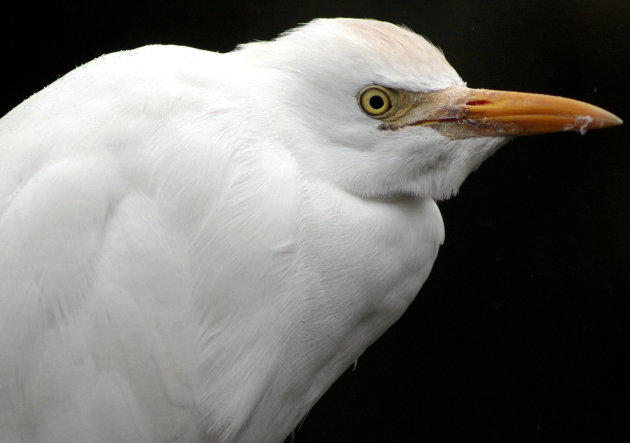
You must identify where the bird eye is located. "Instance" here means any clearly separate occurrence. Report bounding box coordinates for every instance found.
[359,86,392,117]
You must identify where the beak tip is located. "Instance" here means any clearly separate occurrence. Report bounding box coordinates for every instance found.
[572,112,622,136]
[594,111,623,130]
[550,105,622,134]
[611,115,623,127]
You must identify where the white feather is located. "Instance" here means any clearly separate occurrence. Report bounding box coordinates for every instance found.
[0,18,506,442]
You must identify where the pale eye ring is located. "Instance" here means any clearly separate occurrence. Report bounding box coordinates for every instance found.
[359,86,392,116]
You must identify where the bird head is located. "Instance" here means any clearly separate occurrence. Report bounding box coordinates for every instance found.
[237,18,622,200]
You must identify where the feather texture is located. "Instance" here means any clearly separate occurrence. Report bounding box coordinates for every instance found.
[0,19,519,442]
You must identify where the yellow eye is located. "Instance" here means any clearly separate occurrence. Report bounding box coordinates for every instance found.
[359,86,392,116]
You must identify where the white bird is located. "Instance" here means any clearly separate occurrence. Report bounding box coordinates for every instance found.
[0,18,621,443]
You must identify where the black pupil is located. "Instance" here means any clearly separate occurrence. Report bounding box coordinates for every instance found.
[369,94,385,110]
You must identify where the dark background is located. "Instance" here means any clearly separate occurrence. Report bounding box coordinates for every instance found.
[3,1,628,442]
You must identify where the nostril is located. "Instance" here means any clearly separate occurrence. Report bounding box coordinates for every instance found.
[466,100,490,106]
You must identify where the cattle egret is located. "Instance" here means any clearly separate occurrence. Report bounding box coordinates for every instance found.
[0,18,621,443]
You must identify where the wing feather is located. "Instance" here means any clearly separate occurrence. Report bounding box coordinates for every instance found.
[0,45,301,442]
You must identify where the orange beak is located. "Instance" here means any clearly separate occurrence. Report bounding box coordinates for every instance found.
[416,86,622,139]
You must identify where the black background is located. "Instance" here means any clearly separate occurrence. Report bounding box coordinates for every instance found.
[3,1,629,442]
